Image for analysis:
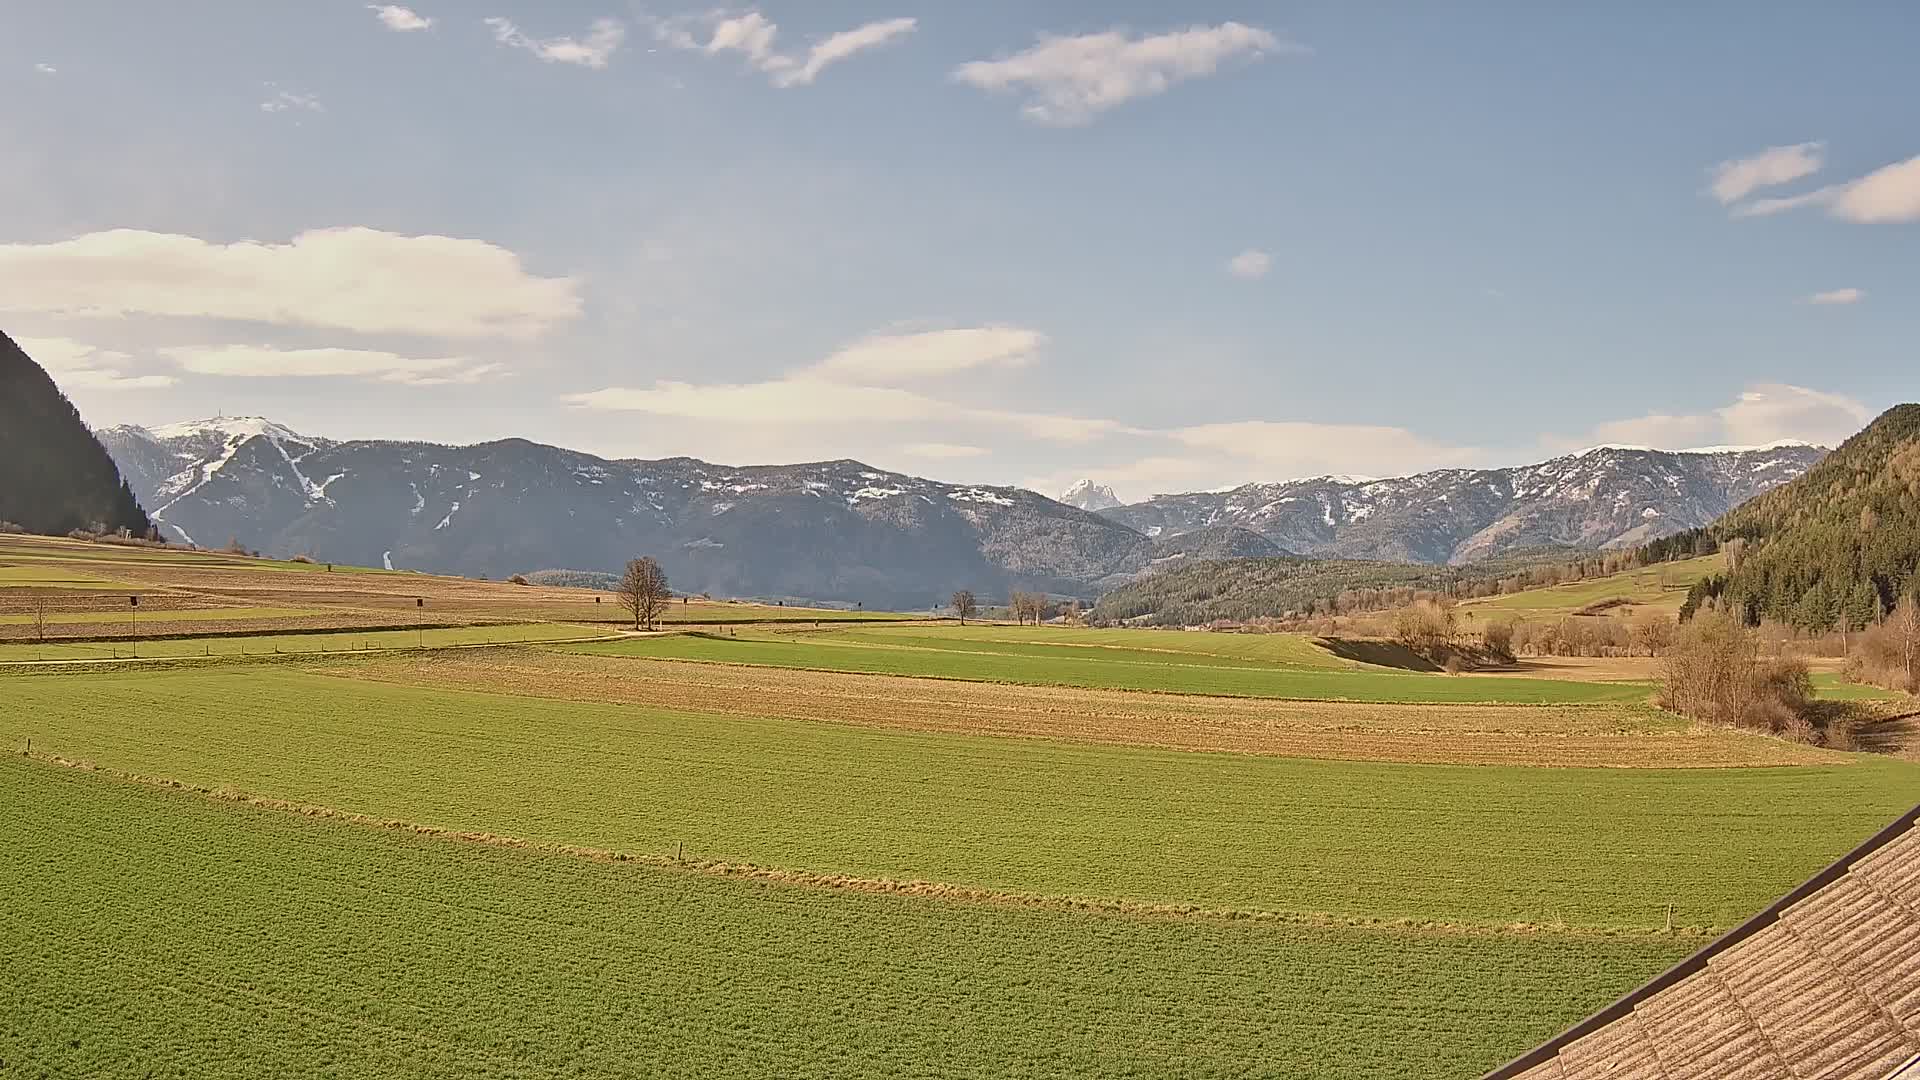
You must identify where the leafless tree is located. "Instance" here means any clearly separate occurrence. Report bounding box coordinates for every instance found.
[1009,590,1049,626]
[33,598,48,644]
[1632,617,1676,658]
[951,590,977,626]
[618,557,671,631]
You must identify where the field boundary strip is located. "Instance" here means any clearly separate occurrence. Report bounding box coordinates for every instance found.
[0,630,624,669]
[6,749,1722,940]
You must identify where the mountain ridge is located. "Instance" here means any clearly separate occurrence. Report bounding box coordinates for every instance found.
[98,416,1824,605]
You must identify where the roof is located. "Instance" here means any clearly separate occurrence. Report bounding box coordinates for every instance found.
[1486,805,1920,1080]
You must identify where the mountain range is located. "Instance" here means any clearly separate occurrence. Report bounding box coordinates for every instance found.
[96,415,1824,606]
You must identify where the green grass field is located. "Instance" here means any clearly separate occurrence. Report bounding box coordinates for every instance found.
[0,757,1690,1080]
[1812,672,1909,702]
[1461,554,1725,619]
[0,563,131,588]
[565,629,1656,704]
[0,622,604,662]
[5,666,1910,930]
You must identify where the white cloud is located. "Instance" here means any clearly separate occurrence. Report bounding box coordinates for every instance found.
[809,326,1043,382]
[953,22,1294,125]
[370,5,432,31]
[1732,153,1920,223]
[1707,142,1822,205]
[486,16,625,69]
[563,377,1123,444]
[902,442,989,459]
[0,227,581,339]
[1227,249,1271,279]
[1170,421,1486,481]
[1827,154,1920,223]
[260,89,324,114]
[652,11,915,88]
[161,345,502,387]
[1807,287,1863,305]
[17,337,176,391]
[1578,383,1872,452]
[34,63,57,75]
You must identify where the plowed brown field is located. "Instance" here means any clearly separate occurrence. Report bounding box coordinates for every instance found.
[322,649,1838,768]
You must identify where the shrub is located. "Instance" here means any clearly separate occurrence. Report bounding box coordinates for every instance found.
[1392,599,1456,659]
[1849,596,1920,694]
[0,520,24,534]
[1659,610,1814,732]
[66,528,97,541]
[1481,621,1515,663]
[509,574,530,586]
[290,554,316,564]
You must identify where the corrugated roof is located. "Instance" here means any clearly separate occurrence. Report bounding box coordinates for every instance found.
[1486,806,1920,1080]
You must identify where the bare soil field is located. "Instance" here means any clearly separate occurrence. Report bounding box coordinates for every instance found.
[322,649,1842,768]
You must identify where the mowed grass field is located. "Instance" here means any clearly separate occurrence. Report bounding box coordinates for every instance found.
[6,665,1911,930]
[1460,554,1725,619]
[1,758,1692,1080]
[568,625,1656,704]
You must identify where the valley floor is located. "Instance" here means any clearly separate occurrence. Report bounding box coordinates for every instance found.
[5,537,1917,1078]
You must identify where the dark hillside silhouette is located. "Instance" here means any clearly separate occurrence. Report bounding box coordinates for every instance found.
[0,332,152,537]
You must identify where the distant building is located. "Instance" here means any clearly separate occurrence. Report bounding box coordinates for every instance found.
[1486,805,1920,1080]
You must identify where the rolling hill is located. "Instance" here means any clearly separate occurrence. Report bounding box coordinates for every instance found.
[1690,404,1920,627]
[0,333,150,538]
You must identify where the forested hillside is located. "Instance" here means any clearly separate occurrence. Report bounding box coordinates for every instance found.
[0,333,151,538]
[1681,405,1920,630]
[1089,550,1583,626]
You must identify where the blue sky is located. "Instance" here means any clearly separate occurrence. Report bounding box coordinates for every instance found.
[2,2,1913,500]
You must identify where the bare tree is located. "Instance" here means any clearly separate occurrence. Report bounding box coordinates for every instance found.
[1892,595,1920,691]
[1009,590,1049,626]
[951,590,977,626]
[618,557,671,631]
[33,598,48,644]
[1632,617,1676,658]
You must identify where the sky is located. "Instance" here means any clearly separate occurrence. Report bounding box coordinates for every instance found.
[2,3,1914,502]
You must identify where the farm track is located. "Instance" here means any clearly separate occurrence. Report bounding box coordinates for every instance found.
[326,649,1844,769]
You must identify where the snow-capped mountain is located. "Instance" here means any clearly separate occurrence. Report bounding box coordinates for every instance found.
[1097,444,1826,564]
[1059,478,1122,512]
[95,417,1825,601]
[97,419,1149,606]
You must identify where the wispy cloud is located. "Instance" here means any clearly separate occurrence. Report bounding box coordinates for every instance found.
[1729,152,1920,224]
[954,23,1296,125]
[1227,250,1271,280]
[902,443,989,459]
[808,326,1043,382]
[563,323,1121,445]
[486,16,625,69]
[1708,142,1823,205]
[369,5,432,32]
[34,63,57,75]
[162,345,504,387]
[652,11,916,88]
[19,337,176,391]
[1807,287,1864,306]
[260,89,324,114]
[0,227,581,339]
